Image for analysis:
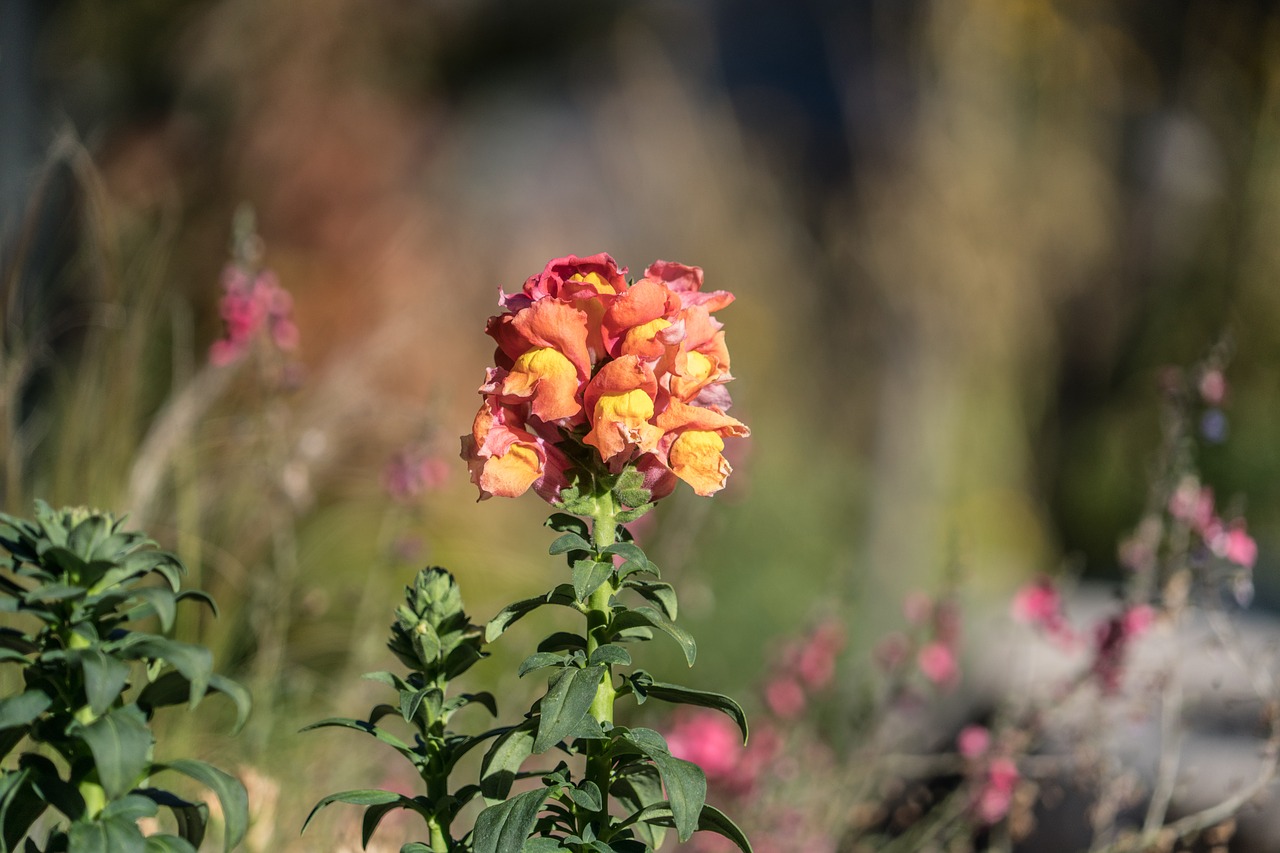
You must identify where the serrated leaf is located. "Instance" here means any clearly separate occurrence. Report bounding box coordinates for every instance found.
[480,722,536,804]
[75,706,153,799]
[548,533,592,556]
[0,690,50,730]
[611,607,695,666]
[155,760,247,852]
[587,644,631,668]
[571,561,612,603]
[518,652,567,678]
[534,666,605,753]
[628,674,747,742]
[473,787,550,853]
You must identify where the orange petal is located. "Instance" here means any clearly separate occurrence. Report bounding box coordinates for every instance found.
[668,430,730,496]
[510,299,592,378]
[502,346,582,421]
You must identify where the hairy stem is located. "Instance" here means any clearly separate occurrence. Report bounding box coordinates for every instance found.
[586,491,619,831]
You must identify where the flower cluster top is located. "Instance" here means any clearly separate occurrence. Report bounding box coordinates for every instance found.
[462,254,749,503]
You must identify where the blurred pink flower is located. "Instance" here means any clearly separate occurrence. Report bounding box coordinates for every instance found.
[1168,477,1215,533]
[796,621,844,689]
[209,265,300,365]
[382,446,449,503]
[1198,369,1227,406]
[974,757,1019,824]
[957,725,991,760]
[1011,578,1075,647]
[917,641,958,688]
[1091,604,1155,694]
[1209,522,1257,569]
[765,676,807,720]
[666,711,743,780]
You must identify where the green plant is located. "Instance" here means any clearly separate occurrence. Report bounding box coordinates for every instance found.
[0,502,250,852]
[309,254,754,852]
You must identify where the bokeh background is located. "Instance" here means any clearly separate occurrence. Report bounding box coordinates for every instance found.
[4,0,1280,847]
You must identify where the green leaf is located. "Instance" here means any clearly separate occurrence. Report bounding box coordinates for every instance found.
[113,638,212,708]
[0,767,44,851]
[548,533,592,556]
[447,691,499,718]
[571,561,612,603]
[567,781,602,812]
[122,587,177,632]
[623,582,677,620]
[544,513,589,538]
[473,787,550,853]
[154,760,247,852]
[618,729,706,842]
[301,789,423,835]
[67,815,146,853]
[401,687,443,726]
[174,589,218,618]
[135,673,250,732]
[402,845,433,853]
[143,835,199,853]
[0,690,50,730]
[611,606,695,666]
[536,633,585,653]
[614,503,654,525]
[76,649,132,717]
[587,645,631,668]
[521,839,565,852]
[518,652,566,678]
[628,674,747,742]
[613,765,666,849]
[534,666,605,753]
[21,754,85,822]
[299,718,417,762]
[135,788,205,848]
[486,588,579,643]
[480,722,536,804]
[75,706,153,800]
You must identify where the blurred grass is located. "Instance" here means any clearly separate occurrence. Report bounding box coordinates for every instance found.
[6,0,1280,847]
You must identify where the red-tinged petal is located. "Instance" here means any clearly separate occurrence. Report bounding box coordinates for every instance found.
[501,346,582,422]
[510,299,592,378]
[655,399,749,437]
[605,279,680,332]
[668,429,731,496]
[644,260,735,312]
[619,318,673,361]
[632,452,679,502]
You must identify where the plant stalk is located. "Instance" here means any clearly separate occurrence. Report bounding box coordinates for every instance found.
[586,491,619,830]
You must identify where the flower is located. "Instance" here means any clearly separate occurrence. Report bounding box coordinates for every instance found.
[764,676,807,720]
[463,254,749,503]
[957,725,991,760]
[1091,604,1156,694]
[974,757,1019,824]
[209,266,299,365]
[917,641,958,687]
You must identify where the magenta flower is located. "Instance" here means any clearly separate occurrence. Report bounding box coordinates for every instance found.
[917,641,958,688]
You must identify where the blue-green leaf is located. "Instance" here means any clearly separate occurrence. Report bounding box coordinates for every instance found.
[143,835,199,853]
[587,644,631,668]
[154,759,247,852]
[611,607,695,666]
[518,652,567,678]
[67,815,147,853]
[0,690,50,730]
[76,649,132,717]
[617,729,705,842]
[480,722,536,804]
[627,673,747,742]
[534,666,605,753]
[473,787,550,853]
[571,561,612,603]
[622,581,677,620]
[548,533,592,556]
[486,588,579,643]
[113,637,212,707]
[75,706,153,799]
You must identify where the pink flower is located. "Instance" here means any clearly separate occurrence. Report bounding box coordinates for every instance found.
[764,677,806,720]
[1198,369,1227,406]
[1210,522,1257,569]
[1168,477,1215,533]
[665,711,743,780]
[917,642,958,688]
[1010,578,1076,646]
[957,725,991,760]
[796,621,844,690]
[1091,605,1156,694]
[382,447,450,503]
[974,757,1019,824]
[208,265,300,365]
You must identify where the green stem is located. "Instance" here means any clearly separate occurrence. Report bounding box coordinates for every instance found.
[586,491,618,832]
[428,815,449,852]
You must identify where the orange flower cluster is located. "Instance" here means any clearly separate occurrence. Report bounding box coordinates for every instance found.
[461,254,749,502]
